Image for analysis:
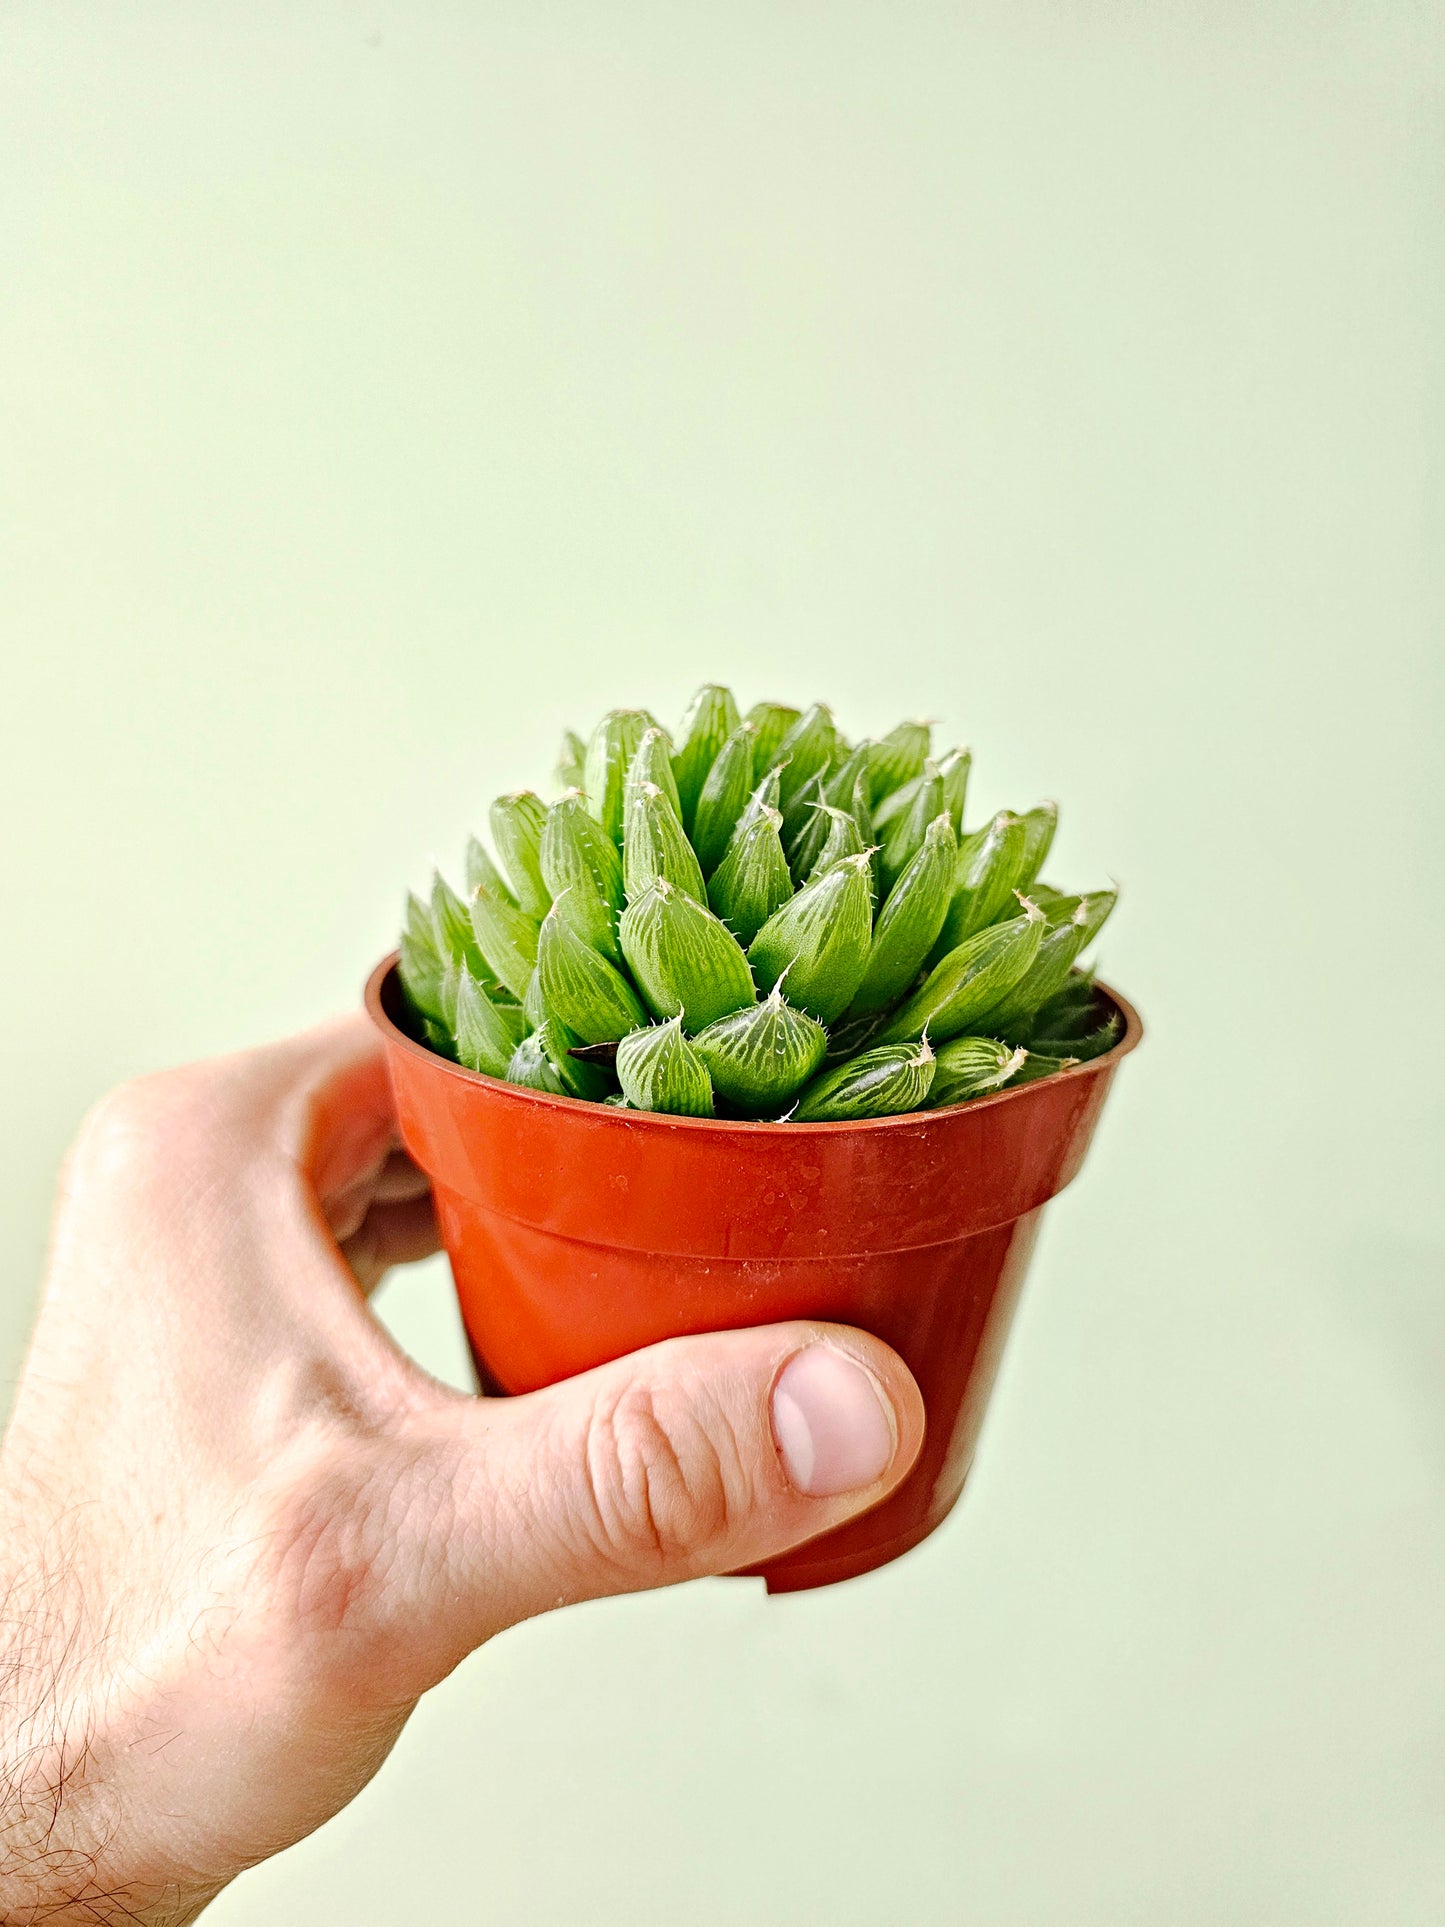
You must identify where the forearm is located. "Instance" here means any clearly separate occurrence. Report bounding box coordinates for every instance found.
[0,1759,193,1927]
[0,1818,212,1927]
[0,1552,218,1927]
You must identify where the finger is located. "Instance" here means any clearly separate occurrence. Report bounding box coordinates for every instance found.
[293,1022,404,1204]
[324,1150,432,1243]
[100,1015,434,1335]
[339,1194,442,1294]
[371,1149,431,1205]
[185,1014,412,1220]
[409,1321,925,1650]
[118,1013,400,1204]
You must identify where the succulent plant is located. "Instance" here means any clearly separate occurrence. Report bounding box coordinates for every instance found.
[397,688,1123,1120]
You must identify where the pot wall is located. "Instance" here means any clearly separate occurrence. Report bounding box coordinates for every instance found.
[368,957,1141,1590]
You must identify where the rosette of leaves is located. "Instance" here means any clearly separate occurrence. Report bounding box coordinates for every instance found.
[397,685,1122,1121]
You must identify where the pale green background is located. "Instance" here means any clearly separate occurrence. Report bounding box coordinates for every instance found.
[3,4,1443,1922]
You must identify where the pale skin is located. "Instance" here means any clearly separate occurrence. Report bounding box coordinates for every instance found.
[0,1017,924,1923]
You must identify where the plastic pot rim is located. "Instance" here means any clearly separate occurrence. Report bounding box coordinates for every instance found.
[365,951,1143,1136]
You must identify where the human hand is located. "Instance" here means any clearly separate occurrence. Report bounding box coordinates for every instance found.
[0,1017,923,1924]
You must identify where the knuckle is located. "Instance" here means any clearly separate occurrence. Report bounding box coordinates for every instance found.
[75,1075,162,1158]
[73,1068,210,1175]
[583,1378,746,1573]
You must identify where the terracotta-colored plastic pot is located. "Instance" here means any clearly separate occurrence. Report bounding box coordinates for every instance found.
[366,956,1142,1592]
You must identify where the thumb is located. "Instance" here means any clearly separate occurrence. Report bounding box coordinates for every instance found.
[422,1322,924,1640]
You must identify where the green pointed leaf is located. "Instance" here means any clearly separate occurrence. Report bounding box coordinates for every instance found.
[993,891,1113,1038]
[1023,1008,1091,1046]
[774,703,837,812]
[747,850,874,1024]
[464,835,516,906]
[1016,802,1058,893]
[933,810,1029,955]
[436,958,462,1033]
[726,763,783,858]
[619,876,757,1031]
[1027,1013,1121,1062]
[691,984,827,1116]
[781,771,830,872]
[535,1013,615,1101]
[469,882,541,1002]
[398,889,447,1025]
[1005,1049,1081,1086]
[926,1036,1024,1108]
[744,702,801,773]
[873,745,970,836]
[801,804,867,884]
[870,771,920,833]
[822,742,876,852]
[584,708,654,843]
[985,902,1093,1038]
[849,771,875,900]
[691,720,757,875]
[624,724,682,825]
[404,886,437,950]
[848,813,957,1016]
[823,739,871,812]
[549,867,618,962]
[1035,887,1083,922]
[506,1028,569,1094]
[938,747,971,834]
[624,781,707,905]
[793,1039,936,1122]
[878,760,945,895]
[541,789,625,912]
[430,871,507,1000]
[421,1017,456,1059]
[1025,967,1097,1038]
[707,805,793,946]
[1078,887,1118,947]
[774,773,818,875]
[455,969,527,1077]
[489,790,552,919]
[536,900,648,1043]
[616,1015,715,1117]
[820,1008,888,1064]
[1017,890,1117,1017]
[672,684,741,831]
[540,790,624,962]
[430,871,490,981]
[554,728,587,793]
[877,901,1046,1044]
[869,720,932,805]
